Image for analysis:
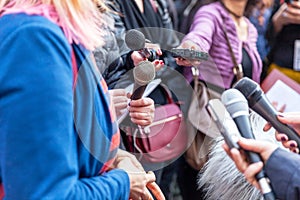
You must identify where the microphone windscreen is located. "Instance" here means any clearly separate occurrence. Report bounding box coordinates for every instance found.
[233,77,260,99]
[125,29,145,50]
[133,61,156,86]
[221,89,249,118]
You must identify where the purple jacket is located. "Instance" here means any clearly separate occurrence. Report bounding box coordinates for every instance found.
[182,2,262,89]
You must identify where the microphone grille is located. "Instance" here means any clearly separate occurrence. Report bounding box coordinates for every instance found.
[133,61,156,86]
[221,89,249,118]
[125,29,145,50]
[233,77,259,99]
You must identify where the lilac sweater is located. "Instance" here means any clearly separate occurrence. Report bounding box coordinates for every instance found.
[183,2,262,89]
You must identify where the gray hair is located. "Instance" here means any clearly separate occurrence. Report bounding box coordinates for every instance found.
[198,112,282,200]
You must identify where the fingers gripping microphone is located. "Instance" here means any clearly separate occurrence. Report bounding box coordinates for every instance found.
[125,29,158,61]
[233,77,300,148]
[130,60,155,100]
[222,89,275,200]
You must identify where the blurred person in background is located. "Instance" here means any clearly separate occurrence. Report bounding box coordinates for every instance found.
[104,0,194,199]
[93,1,161,134]
[175,0,263,199]
[265,0,300,83]
[173,0,206,34]
[249,0,273,61]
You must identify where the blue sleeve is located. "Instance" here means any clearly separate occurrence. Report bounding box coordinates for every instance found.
[0,15,129,199]
[265,148,300,200]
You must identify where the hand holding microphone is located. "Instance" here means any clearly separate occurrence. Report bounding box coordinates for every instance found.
[264,112,300,153]
[125,29,161,61]
[222,89,276,200]
[116,61,155,124]
[233,77,300,151]
[125,29,209,68]
[223,137,278,196]
[174,40,209,67]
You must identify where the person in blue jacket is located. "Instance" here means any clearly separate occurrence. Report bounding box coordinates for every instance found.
[224,112,300,200]
[0,0,164,199]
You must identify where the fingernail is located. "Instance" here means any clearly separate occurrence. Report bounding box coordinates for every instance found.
[154,60,159,64]
[293,149,298,153]
[157,49,162,55]
[281,136,287,141]
[290,143,296,148]
[159,60,164,65]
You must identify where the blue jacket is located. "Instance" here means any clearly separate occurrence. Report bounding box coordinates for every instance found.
[0,13,130,199]
[266,148,300,199]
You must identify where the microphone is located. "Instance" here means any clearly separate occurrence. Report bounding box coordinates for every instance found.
[170,48,209,61]
[233,77,300,148]
[131,60,156,100]
[221,89,275,200]
[125,29,158,61]
[207,99,240,149]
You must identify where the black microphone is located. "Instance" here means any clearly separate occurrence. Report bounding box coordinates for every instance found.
[125,29,158,61]
[222,89,275,200]
[233,77,300,148]
[131,60,155,100]
[170,48,209,61]
[207,99,240,149]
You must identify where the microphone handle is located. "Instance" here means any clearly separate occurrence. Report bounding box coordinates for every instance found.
[138,49,157,61]
[263,191,276,200]
[253,98,300,149]
[233,117,275,199]
[245,147,275,199]
[131,85,147,100]
[243,150,275,199]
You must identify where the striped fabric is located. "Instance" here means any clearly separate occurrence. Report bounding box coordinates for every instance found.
[72,44,120,175]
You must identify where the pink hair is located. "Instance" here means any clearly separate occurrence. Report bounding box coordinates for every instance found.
[0,0,105,50]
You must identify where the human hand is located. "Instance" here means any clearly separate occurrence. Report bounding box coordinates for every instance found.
[115,149,144,171]
[273,1,300,33]
[152,59,164,72]
[263,112,300,153]
[128,97,155,126]
[131,51,147,66]
[223,138,278,190]
[114,156,164,200]
[131,48,163,69]
[109,89,129,118]
[175,40,202,67]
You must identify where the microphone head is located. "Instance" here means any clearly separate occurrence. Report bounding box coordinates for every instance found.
[233,77,261,101]
[221,89,249,118]
[125,29,145,50]
[133,61,156,86]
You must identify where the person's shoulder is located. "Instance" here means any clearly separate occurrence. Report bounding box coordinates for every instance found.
[0,13,67,47]
[195,2,224,18]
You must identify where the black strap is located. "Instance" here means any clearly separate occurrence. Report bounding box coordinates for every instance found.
[222,18,244,81]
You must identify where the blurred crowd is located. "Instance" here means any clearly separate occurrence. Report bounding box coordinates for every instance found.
[1,0,300,200]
